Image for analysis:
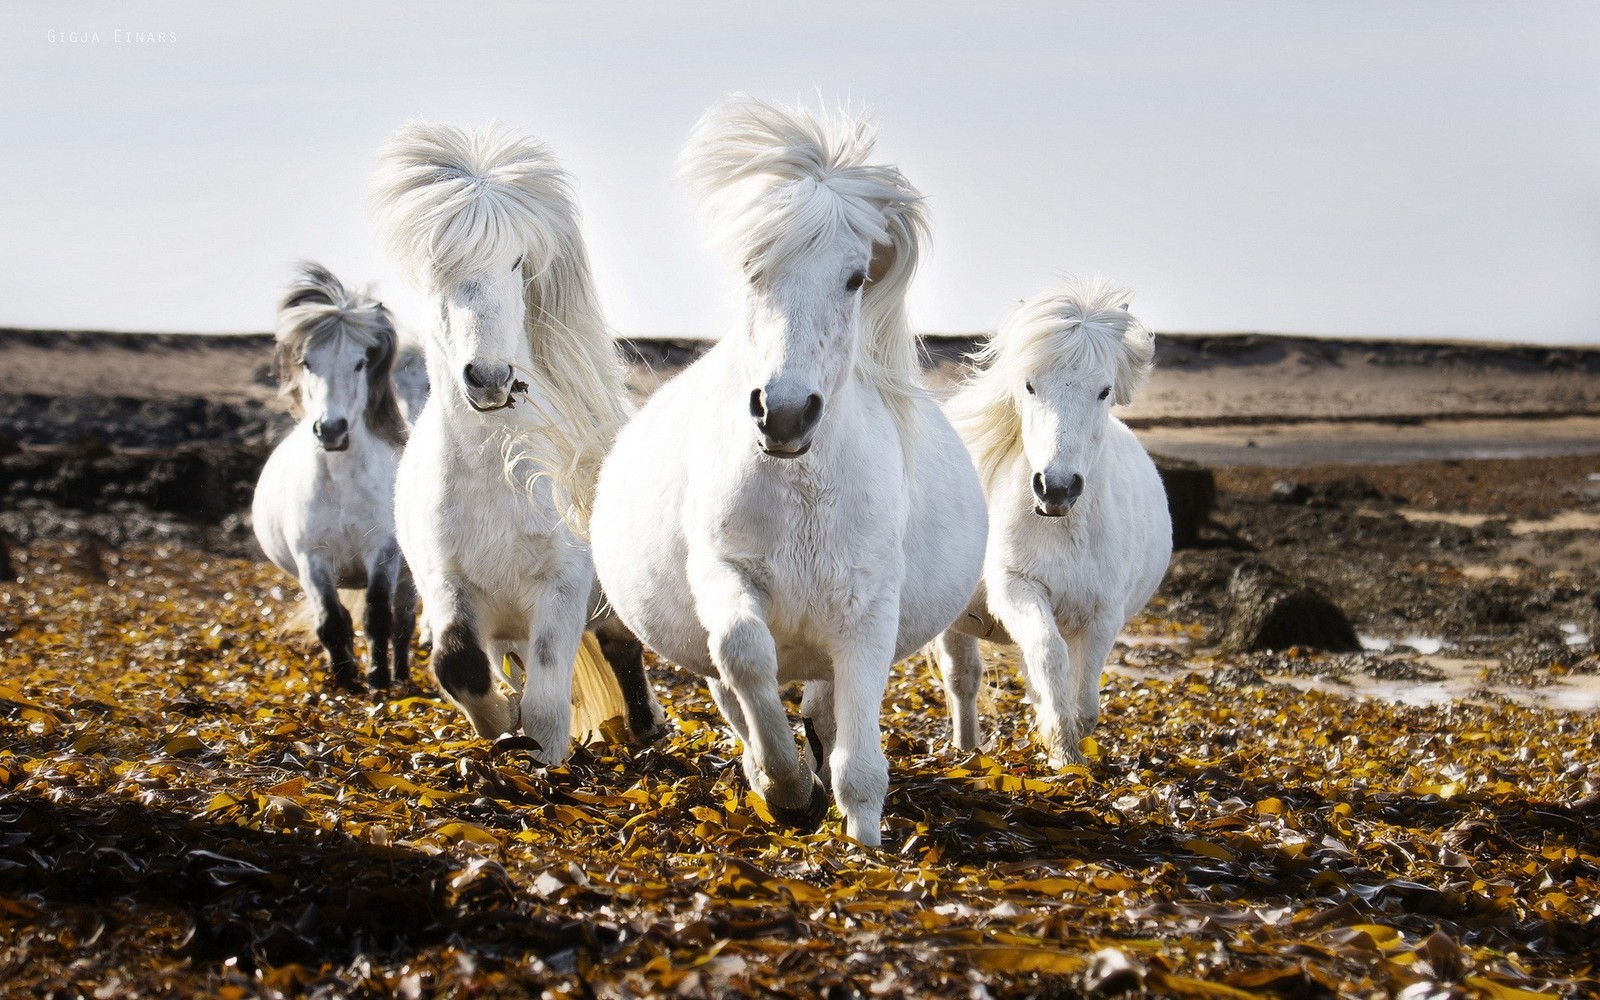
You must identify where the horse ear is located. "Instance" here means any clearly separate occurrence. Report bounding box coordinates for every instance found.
[867,242,894,286]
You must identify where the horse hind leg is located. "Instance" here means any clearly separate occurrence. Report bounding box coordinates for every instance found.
[593,616,667,743]
[305,569,361,692]
[800,680,836,786]
[390,564,417,686]
[363,568,394,690]
[934,630,984,751]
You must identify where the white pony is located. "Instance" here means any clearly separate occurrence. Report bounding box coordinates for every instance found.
[253,262,416,690]
[370,121,663,763]
[936,276,1171,766]
[589,97,988,847]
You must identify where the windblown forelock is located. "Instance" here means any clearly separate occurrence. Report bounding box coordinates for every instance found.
[680,99,905,282]
[371,122,576,287]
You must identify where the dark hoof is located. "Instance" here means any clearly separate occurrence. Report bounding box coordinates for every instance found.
[768,776,830,832]
[366,669,392,690]
[491,733,547,758]
[627,716,669,746]
[330,670,365,693]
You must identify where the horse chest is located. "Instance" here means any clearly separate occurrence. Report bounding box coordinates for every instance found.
[713,464,902,629]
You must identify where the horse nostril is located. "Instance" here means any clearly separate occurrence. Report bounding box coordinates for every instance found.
[749,388,767,424]
[1065,474,1084,500]
[1032,472,1047,500]
[800,393,823,430]
[312,420,322,438]
[463,364,485,388]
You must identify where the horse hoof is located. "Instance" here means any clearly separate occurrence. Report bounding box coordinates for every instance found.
[768,775,830,832]
[331,671,365,693]
[627,716,669,746]
[366,670,391,690]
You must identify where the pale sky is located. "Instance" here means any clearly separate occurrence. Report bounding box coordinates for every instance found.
[3,1,1598,344]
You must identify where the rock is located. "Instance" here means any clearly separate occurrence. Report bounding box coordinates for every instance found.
[1270,479,1311,504]
[1083,947,1144,996]
[1220,560,1361,653]
[1157,461,1216,550]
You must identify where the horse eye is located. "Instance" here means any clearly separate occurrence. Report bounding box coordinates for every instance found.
[512,255,524,273]
[355,359,366,372]
[1024,381,1035,395]
[845,270,866,293]
[298,358,310,370]
[1098,386,1111,401]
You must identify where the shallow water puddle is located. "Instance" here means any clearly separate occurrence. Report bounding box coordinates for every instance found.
[1509,509,1600,534]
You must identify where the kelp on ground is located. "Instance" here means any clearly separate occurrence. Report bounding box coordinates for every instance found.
[1,539,1597,998]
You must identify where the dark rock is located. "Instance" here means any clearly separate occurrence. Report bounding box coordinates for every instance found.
[1271,479,1312,504]
[1220,560,1361,653]
[1157,461,1216,549]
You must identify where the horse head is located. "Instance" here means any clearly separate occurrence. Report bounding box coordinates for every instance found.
[680,96,927,458]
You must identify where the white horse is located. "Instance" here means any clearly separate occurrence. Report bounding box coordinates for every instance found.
[370,121,663,762]
[253,262,416,690]
[936,276,1172,766]
[588,97,988,847]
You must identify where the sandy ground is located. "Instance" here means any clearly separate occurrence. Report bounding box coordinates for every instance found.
[5,328,1599,466]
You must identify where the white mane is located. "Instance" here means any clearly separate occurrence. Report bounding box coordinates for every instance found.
[369,121,632,522]
[948,275,1155,490]
[678,95,928,445]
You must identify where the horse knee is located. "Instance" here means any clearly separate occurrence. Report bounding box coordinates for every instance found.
[433,621,491,699]
[711,617,775,688]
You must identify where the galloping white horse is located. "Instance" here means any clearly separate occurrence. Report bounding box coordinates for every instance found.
[253,262,416,690]
[936,276,1171,766]
[589,97,988,846]
[370,121,663,762]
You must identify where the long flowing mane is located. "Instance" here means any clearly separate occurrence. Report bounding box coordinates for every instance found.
[947,275,1154,490]
[369,121,632,521]
[272,262,407,447]
[678,95,929,446]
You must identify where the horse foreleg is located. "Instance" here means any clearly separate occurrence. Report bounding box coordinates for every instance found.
[934,630,984,751]
[706,676,766,796]
[303,567,360,692]
[427,582,516,739]
[1066,621,1120,753]
[991,575,1079,768]
[390,564,417,686]
[694,561,826,830]
[518,582,589,765]
[363,566,394,690]
[800,680,836,785]
[594,616,667,743]
[827,610,896,848]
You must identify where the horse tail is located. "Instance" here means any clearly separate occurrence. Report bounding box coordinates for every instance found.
[569,631,631,744]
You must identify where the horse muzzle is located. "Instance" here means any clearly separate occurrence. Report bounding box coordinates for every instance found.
[313,418,350,452]
[750,385,823,459]
[462,361,515,412]
[1032,471,1084,517]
